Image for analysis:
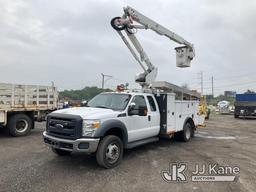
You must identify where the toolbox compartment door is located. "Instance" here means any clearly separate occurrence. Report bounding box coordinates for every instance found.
[166,94,176,133]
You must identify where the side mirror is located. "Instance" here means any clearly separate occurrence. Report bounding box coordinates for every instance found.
[128,102,136,115]
[129,102,136,110]
[128,103,147,116]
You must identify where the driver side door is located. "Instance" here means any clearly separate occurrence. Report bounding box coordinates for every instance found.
[124,95,152,142]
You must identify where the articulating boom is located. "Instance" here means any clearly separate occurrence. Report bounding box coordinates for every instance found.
[111,6,195,88]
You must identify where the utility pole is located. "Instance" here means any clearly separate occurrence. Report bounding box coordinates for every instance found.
[101,73,112,89]
[101,73,104,89]
[200,71,203,95]
[211,76,214,98]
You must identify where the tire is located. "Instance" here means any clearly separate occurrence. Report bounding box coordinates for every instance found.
[180,123,193,142]
[52,148,71,156]
[96,135,123,169]
[7,113,33,136]
[234,114,239,118]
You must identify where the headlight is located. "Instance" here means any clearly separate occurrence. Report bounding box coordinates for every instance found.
[82,120,100,136]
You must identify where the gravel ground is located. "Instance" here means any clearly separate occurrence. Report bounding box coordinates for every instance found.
[0,115,256,192]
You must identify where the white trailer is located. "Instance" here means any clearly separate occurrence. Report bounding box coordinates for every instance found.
[0,83,58,136]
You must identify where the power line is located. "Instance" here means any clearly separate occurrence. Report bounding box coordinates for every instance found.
[201,80,256,89]
[213,72,256,81]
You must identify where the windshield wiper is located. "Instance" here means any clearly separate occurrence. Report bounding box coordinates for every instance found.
[95,105,109,109]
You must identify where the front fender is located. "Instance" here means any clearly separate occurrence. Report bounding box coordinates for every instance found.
[94,119,128,146]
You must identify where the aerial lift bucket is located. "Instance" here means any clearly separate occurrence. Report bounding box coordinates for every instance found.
[175,46,194,68]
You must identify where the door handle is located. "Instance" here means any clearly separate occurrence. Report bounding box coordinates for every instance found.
[148,115,151,121]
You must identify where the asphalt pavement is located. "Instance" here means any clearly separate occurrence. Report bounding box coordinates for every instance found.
[0,115,256,192]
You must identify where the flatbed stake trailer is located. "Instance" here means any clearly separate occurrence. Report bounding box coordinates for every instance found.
[0,83,58,136]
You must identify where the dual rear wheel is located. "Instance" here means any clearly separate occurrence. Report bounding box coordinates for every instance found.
[176,122,194,142]
[7,114,33,136]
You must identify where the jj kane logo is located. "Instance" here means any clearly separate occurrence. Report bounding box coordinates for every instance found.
[162,162,240,182]
[162,162,187,182]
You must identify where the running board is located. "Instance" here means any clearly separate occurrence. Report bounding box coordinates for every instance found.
[126,137,159,149]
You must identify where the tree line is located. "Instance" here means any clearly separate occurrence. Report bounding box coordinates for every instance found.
[59,86,112,101]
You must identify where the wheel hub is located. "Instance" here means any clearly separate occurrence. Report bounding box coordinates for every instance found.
[16,119,28,133]
[106,143,119,164]
[185,127,191,140]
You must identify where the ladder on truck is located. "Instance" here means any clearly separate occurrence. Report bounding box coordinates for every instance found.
[152,81,200,100]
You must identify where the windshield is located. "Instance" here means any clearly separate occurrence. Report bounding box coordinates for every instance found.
[87,93,131,111]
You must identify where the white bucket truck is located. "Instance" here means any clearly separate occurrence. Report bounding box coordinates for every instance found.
[43,6,204,168]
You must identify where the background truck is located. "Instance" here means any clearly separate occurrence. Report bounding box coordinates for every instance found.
[217,100,230,114]
[234,93,256,118]
[0,83,58,136]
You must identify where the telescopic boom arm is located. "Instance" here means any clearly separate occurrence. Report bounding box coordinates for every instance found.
[111,6,195,88]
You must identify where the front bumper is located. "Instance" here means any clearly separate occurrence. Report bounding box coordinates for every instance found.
[43,131,100,153]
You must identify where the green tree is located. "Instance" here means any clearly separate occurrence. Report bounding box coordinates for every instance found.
[59,86,112,101]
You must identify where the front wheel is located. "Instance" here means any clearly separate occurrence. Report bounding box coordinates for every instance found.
[96,135,123,169]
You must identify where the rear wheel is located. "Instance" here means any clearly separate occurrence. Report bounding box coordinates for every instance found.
[7,113,33,136]
[52,148,71,156]
[180,123,193,142]
[96,135,123,169]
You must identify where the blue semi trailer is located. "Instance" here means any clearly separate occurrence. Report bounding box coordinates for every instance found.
[234,93,256,118]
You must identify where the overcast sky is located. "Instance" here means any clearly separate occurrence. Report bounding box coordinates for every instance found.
[0,0,256,95]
